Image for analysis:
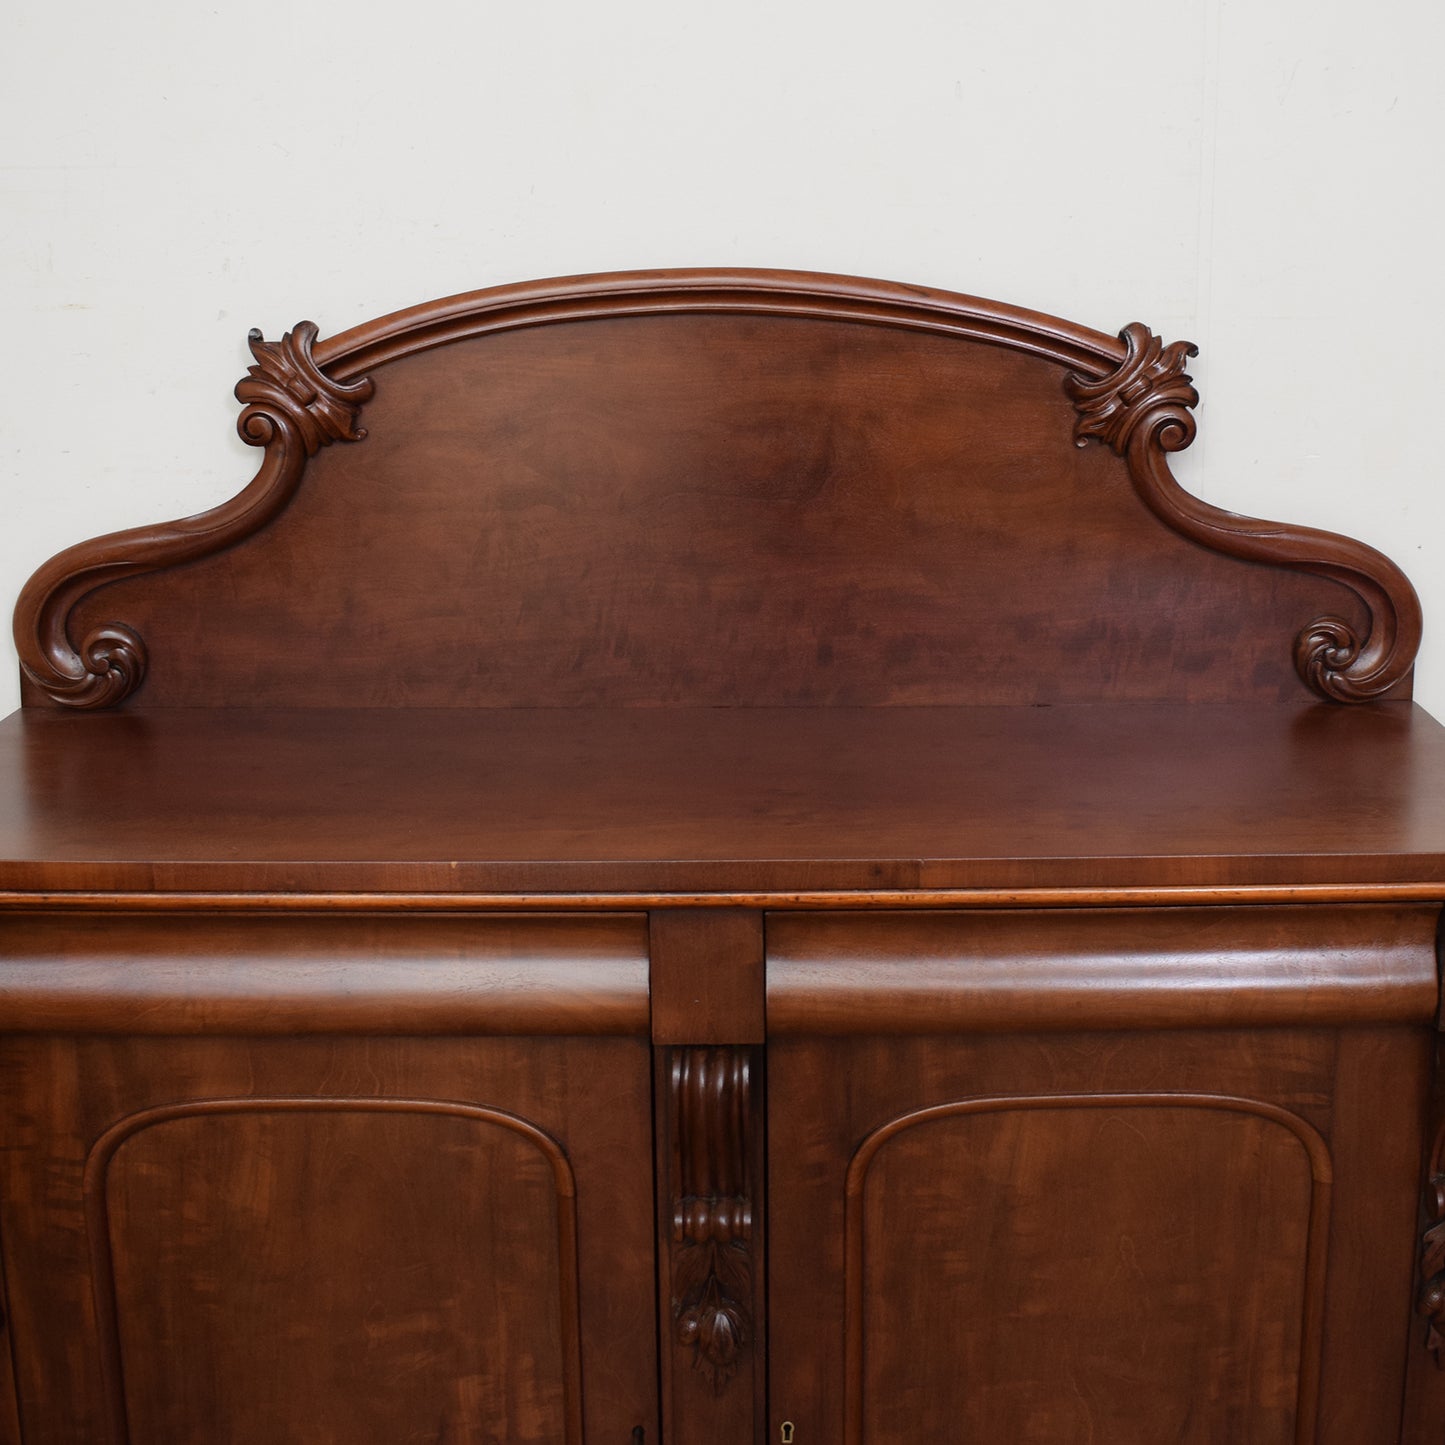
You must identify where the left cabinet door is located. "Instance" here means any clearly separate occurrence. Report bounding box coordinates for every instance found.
[0,911,659,1445]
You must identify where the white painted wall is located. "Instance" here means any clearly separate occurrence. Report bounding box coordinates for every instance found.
[3,1,1441,713]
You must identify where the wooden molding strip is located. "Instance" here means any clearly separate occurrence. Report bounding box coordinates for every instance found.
[312,269,1127,380]
[0,884,1443,912]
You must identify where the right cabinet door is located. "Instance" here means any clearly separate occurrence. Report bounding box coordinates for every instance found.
[764,906,1438,1445]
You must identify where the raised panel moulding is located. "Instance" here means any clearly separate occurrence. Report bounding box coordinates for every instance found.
[83,1097,583,1445]
[843,1092,1329,1445]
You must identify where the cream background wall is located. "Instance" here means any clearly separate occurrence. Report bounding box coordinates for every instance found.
[2,1,1440,714]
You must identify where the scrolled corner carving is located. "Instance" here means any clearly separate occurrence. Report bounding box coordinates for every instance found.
[1294,604,1414,703]
[15,320,374,709]
[669,1048,755,1394]
[26,623,149,710]
[1065,322,1420,704]
[235,320,374,455]
[1066,322,1200,457]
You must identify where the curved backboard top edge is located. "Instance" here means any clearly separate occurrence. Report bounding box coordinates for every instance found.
[312,268,1128,381]
[11,269,1423,709]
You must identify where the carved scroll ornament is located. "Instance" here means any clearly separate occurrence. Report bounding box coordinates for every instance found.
[670,1048,753,1392]
[1419,1109,1445,1361]
[13,322,372,708]
[1067,323,1420,703]
[12,274,1423,707]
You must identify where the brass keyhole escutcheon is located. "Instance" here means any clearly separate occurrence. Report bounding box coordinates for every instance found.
[780,1423,795,1443]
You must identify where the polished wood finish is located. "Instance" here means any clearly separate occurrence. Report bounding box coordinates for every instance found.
[14,271,1417,712]
[0,912,648,1033]
[1403,1040,1445,1440]
[656,1046,766,1445]
[0,1035,658,1445]
[4,270,1443,1444]
[649,911,765,1045]
[766,906,1440,1033]
[5,703,1445,897]
[767,1028,1429,1445]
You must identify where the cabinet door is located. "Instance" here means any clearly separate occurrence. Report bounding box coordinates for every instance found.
[0,912,659,1445]
[765,907,1437,1445]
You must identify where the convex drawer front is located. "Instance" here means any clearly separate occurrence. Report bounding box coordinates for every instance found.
[0,913,659,1445]
[764,906,1439,1445]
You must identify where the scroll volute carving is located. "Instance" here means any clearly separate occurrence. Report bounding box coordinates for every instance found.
[1419,1105,1445,1360]
[669,1047,754,1392]
[1067,323,1421,703]
[13,322,372,709]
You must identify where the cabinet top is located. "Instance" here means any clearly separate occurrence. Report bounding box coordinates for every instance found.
[9,271,1434,903]
[11,269,1422,712]
[3,702,1445,899]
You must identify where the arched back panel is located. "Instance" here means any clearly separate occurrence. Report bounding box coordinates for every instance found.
[14,271,1418,708]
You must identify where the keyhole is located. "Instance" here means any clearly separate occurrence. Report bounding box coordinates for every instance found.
[631,1431,644,1444]
[781,1423,795,1443]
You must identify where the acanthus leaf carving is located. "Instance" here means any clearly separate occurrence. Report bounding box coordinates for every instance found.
[236,321,373,456]
[1067,321,1199,457]
[669,1047,754,1394]
[14,321,373,708]
[1067,324,1420,703]
[674,1238,750,1388]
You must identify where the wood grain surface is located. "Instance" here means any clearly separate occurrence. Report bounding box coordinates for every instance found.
[767,1026,1430,1445]
[0,912,648,1033]
[765,905,1440,1032]
[4,269,1441,1444]
[0,1035,659,1445]
[3,703,1445,896]
[14,271,1417,711]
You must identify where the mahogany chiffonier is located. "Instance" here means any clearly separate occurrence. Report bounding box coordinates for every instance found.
[3,269,1445,1445]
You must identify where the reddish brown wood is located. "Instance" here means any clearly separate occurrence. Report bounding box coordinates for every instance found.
[1067,322,1419,702]
[656,1045,766,1445]
[766,906,1440,1033]
[0,1035,658,1445]
[1317,1029,1431,1441]
[11,270,1420,711]
[13,323,372,709]
[845,1093,1332,1445]
[4,704,1445,898]
[767,1028,1423,1445]
[4,270,1444,1444]
[1403,1039,1445,1442]
[0,912,648,1034]
[0,1238,21,1445]
[649,909,765,1045]
[90,1098,584,1445]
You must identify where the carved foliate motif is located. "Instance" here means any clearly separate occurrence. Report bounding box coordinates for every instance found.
[669,1048,753,1393]
[1419,1111,1445,1361]
[1067,322,1199,456]
[14,322,373,708]
[1067,322,1420,703]
[236,322,373,455]
[13,274,1423,709]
